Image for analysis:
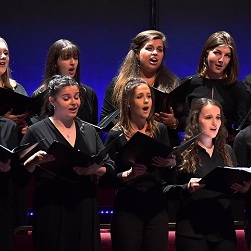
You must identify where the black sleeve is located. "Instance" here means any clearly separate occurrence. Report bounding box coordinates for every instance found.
[100,79,116,121]
[89,87,99,125]
[229,81,250,129]
[233,129,250,167]
[75,84,98,125]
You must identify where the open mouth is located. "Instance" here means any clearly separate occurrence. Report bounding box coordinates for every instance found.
[150,58,157,64]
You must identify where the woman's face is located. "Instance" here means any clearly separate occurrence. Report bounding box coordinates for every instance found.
[136,39,164,76]
[198,104,221,140]
[49,85,81,120]
[206,44,231,79]
[57,52,78,78]
[0,41,9,77]
[129,83,152,121]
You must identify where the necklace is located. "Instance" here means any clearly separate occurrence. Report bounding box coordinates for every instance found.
[51,117,75,139]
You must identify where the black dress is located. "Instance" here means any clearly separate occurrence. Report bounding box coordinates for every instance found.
[20,117,115,251]
[0,117,22,251]
[104,123,173,251]
[164,144,238,251]
[233,125,251,249]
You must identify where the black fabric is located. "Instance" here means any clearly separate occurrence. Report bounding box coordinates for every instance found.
[105,122,172,251]
[0,117,27,251]
[20,118,115,251]
[165,144,237,248]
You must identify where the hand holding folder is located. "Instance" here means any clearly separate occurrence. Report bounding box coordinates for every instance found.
[153,77,199,113]
[116,131,202,172]
[199,166,251,193]
[0,88,45,117]
[0,141,42,162]
[40,133,122,174]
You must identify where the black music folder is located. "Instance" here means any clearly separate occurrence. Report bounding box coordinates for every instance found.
[172,131,203,155]
[199,166,251,193]
[40,133,122,173]
[115,131,202,171]
[0,87,44,116]
[153,76,199,113]
[84,109,120,131]
[0,141,41,162]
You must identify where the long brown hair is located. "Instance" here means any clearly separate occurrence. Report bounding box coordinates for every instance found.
[113,30,180,109]
[42,39,80,89]
[180,98,233,173]
[197,31,239,85]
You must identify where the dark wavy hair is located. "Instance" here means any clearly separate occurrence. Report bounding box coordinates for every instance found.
[40,74,82,118]
[180,98,233,173]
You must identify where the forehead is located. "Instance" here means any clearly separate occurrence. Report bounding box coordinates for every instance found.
[200,104,220,115]
[0,41,8,50]
[134,84,151,93]
[210,44,231,53]
[143,39,163,47]
[60,46,78,56]
[57,85,79,94]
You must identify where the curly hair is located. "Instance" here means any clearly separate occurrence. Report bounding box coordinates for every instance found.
[180,98,234,173]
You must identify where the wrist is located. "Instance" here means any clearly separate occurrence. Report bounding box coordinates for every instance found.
[121,168,132,180]
[170,118,179,129]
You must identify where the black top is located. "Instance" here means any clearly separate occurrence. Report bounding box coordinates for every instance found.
[100,78,116,121]
[20,117,115,251]
[233,125,251,218]
[104,122,174,216]
[180,75,249,135]
[233,125,251,167]
[242,74,251,127]
[0,117,19,197]
[0,117,27,251]
[164,144,237,241]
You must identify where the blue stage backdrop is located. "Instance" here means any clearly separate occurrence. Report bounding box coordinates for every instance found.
[1,0,251,119]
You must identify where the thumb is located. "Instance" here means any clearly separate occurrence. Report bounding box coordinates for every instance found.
[169,107,174,114]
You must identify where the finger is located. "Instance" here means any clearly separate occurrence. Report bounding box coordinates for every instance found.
[169,107,174,114]
[159,112,168,118]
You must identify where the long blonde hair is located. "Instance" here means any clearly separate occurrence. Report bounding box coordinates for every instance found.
[0,37,17,89]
